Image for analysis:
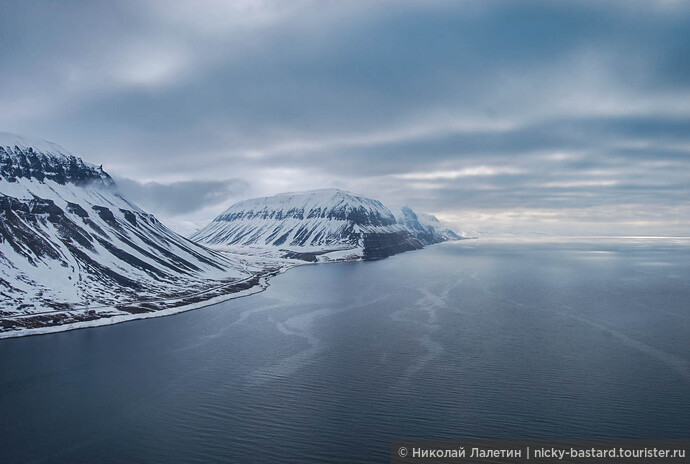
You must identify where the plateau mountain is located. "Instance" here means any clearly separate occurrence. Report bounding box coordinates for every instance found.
[190,189,460,261]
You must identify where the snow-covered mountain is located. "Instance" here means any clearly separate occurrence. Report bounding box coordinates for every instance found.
[190,189,459,260]
[0,133,462,336]
[0,132,254,332]
[394,206,461,245]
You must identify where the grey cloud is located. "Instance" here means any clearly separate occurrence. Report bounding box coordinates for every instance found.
[1,0,689,235]
[114,177,249,216]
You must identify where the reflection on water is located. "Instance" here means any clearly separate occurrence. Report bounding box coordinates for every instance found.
[1,238,689,463]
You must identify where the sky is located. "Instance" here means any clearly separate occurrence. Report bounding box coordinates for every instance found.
[1,0,689,236]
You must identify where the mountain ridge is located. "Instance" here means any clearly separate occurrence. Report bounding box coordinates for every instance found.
[191,188,460,260]
[0,132,264,335]
[0,132,464,337]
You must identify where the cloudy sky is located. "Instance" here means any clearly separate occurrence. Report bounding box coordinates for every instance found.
[2,0,689,236]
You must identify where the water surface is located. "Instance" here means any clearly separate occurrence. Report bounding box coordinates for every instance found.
[1,238,689,463]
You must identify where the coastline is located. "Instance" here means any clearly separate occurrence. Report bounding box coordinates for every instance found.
[0,268,294,340]
[0,241,461,340]
[0,244,370,340]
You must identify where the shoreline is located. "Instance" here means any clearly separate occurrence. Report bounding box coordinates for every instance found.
[0,245,372,341]
[0,268,296,341]
[0,241,461,341]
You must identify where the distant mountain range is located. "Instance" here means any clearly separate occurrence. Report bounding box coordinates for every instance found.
[190,189,461,261]
[0,132,462,336]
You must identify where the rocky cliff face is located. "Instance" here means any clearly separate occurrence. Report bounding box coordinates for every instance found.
[0,144,114,187]
[362,230,422,260]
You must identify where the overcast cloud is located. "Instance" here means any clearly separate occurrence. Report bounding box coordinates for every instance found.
[2,0,689,236]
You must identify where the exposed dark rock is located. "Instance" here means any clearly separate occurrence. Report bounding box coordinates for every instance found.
[91,205,117,225]
[29,198,63,218]
[67,202,89,218]
[0,145,114,187]
[121,209,137,226]
[362,231,423,260]
[281,250,321,262]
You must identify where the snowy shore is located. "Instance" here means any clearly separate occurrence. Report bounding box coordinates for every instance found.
[0,272,280,340]
[0,246,365,340]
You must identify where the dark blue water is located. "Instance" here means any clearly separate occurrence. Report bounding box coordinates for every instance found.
[1,238,689,463]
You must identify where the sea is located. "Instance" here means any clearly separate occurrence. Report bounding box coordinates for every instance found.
[1,237,689,463]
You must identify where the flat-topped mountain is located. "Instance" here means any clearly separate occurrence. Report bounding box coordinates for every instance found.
[190,189,460,260]
[0,133,462,336]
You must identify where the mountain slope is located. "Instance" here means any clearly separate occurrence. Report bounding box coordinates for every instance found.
[395,207,461,244]
[190,189,459,260]
[0,132,255,332]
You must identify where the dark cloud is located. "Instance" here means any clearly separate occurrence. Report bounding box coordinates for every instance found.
[0,0,688,235]
[114,178,249,216]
